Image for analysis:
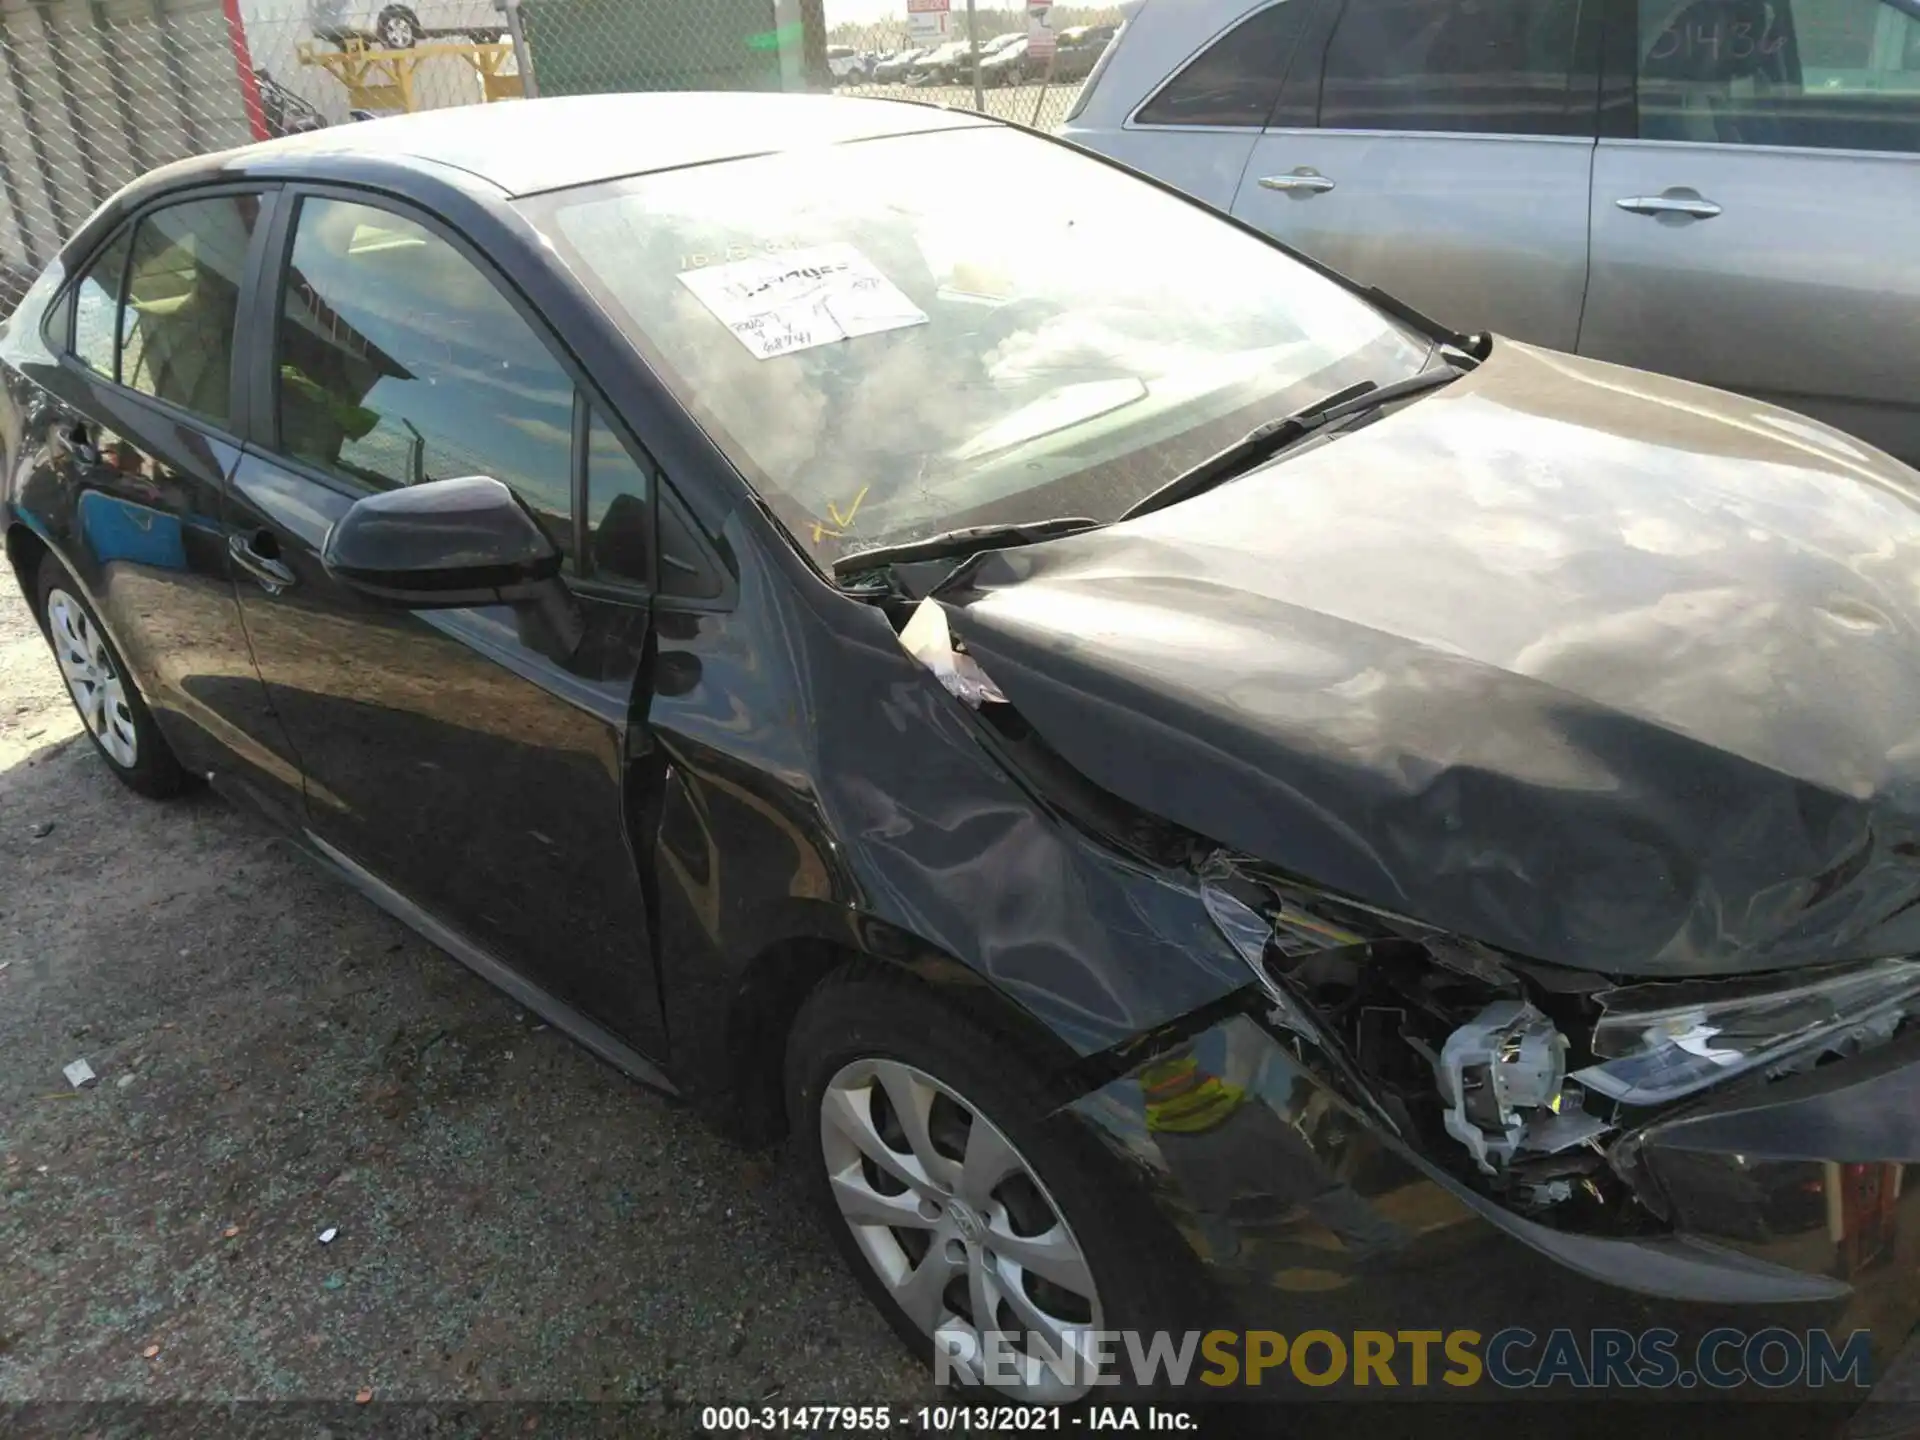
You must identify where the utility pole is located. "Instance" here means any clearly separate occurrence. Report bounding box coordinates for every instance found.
[966,0,982,111]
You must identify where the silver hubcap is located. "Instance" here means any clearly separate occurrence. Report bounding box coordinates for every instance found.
[820,1059,1104,1399]
[46,589,138,768]
[382,16,413,45]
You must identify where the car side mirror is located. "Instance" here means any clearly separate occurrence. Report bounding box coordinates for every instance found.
[321,474,561,609]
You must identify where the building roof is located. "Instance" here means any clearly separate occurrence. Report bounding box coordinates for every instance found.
[251,91,993,197]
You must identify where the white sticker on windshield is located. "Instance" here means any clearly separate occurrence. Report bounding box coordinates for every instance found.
[678,243,927,360]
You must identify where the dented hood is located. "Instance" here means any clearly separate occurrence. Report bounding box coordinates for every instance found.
[954,341,1920,978]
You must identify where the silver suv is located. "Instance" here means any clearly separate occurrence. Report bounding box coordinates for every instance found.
[1061,0,1920,462]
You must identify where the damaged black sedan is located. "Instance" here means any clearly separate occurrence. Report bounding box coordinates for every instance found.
[5,93,1920,1409]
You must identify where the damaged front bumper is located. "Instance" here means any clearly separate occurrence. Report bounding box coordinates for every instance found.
[881,578,1920,1402]
[1067,995,1920,1403]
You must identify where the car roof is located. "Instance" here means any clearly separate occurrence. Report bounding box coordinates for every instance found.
[233,92,995,198]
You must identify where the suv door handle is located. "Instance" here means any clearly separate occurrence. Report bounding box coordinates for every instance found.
[50,421,100,467]
[1616,192,1723,220]
[228,531,296,594]
[1258,169,1336,197]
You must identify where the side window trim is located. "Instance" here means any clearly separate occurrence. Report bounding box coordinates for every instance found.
[570,387,592,568]
[1592,0,1636,137]
[1271,0,1346,128]
[53,183,279,447]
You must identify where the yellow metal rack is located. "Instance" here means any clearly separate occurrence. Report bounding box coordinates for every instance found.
[297,39,523,114]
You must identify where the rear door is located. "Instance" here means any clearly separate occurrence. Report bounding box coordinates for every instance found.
[29,189,306,821]
[1071,0,1315,211]
[1229,0,1602,349]
[1580,0,1920,461]
[224,187,667,1054]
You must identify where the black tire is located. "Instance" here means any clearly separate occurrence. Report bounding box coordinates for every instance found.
[375,7,418,48]
[34,553,192,800]
[786,967,1205,1400]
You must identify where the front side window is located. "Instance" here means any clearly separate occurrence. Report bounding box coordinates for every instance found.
[1636,0,1920,151]
[273,196,576,562]
[120,194,259,428]
[1134,2,1311,126]
[72,229,131,379]
[1319,0,1587,134]
[535,127,1426,568]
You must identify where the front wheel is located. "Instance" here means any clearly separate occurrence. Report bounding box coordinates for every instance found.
[35,554,191,798]
[787,970,1197,1401]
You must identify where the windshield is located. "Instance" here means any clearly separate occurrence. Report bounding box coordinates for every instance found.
[533,126,1427,567]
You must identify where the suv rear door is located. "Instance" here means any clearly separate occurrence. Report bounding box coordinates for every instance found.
[1579,0,1920,462]
[1227,0,1603,349]
[1064,0,1313,210]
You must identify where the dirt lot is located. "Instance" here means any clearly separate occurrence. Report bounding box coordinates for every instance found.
[0,574,931,1430]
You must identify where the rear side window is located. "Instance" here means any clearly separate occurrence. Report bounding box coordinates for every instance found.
[71,230,131,379]
[120,195,260,429]
[1635,0,1920,152]
[1135,2,1313,126]
[1318,0,1587,135]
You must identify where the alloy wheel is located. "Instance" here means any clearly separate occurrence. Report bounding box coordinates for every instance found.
[379,13,416,47]
[46,588,138,768]
[820,1058,1105,1399]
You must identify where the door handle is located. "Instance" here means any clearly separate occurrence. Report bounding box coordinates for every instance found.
[1616,192,1723,220]
[1258,169,1337,197]
[50,421,100,467]
[228,531,296,594]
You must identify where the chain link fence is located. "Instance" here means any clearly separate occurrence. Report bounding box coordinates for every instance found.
[0,0,1121,314]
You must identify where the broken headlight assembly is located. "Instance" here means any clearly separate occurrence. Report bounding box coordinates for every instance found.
[1201,862,1920,1226]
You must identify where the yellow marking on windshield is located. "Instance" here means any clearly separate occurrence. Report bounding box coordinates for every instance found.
[827,485,868,531]
[807,485,869,547]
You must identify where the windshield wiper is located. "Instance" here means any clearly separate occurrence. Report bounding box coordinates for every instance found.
[831,515,1102,581]
[1118,365,1463,522]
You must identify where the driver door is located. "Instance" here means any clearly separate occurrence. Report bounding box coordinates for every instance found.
[224,187,667,1055]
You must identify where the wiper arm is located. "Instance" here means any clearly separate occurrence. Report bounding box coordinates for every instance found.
[831,515,1102,580]
[1119,365,1462,522]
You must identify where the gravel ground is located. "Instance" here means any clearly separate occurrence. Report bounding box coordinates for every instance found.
[0,573,933,1431]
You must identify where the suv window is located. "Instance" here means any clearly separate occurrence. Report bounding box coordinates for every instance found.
[1319,0,1586,135]
[1636,0,1920,151]
[1134,2,1312,126]
[72,229,131,379]
[274,196,577,563]
[120,195,260,428]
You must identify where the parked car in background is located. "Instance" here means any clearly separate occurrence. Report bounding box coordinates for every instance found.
[307,0,503,48]
[908,38,975,84]
[980,34,1031,85]
[1051,23,1115,80]
[308,0,503,49]
[873,46,933,83]
[1061,0,1920,463]
[10,91,1920,1411]
[253,68,329,137]
[827,45,867,84]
